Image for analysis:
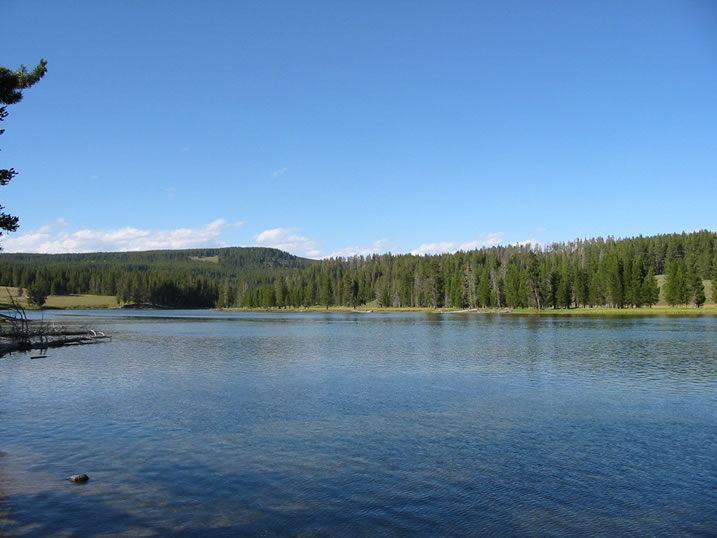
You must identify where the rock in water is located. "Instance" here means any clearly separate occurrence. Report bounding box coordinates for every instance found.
[68,474,89,483]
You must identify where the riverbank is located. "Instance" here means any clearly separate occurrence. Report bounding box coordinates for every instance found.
[218,304,717,316]
[3,287,715,315]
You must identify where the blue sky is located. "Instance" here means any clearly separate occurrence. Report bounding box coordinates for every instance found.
[1,1,715,257]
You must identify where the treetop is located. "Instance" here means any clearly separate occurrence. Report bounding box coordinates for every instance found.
[0,59,48,105]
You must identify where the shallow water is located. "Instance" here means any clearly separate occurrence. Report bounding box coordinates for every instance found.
[1,311,716,536]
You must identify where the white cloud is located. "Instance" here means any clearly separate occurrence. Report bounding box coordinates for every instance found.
[1,219,241,254]
[411,241,456,256]
[165,186,176,199]
[411,232,505,255]
[515,238,543,249]
[327,239,393,259]
[273,167,288,177]
[255,227,318,256]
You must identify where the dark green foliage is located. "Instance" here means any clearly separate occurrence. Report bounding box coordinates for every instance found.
[0,60,47,239]
[688,262,706,307]
[712,254,717,304]
[27,279,50,307]
[641,268,660,307]
[526,251,541,309]
[664,260,688,306]
[0,230,715,309]
[343,273,359,308]
[693,281,706,308]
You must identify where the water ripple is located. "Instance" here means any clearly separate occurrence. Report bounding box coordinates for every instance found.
[1,312,715,535]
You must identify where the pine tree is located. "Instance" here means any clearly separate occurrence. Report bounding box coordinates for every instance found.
[526,251,541,309]
[629,256,644,307]
[688,263,705,307]
[504,263,522,308]
[27,279,50,307]
[0,60,47,241]
[343,273,359,308]
[218,278,234,308]
[477,265,491,307]
[641,267,660,307]
[556,260,573,308]
[712,254,717,304]
[664,261,687,306]
[319,276,333,309]
[602,253,624,308]
[693,280,706,308]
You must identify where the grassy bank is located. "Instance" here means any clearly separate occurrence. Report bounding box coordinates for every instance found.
[0,287,119,310]
[507,305,717,316]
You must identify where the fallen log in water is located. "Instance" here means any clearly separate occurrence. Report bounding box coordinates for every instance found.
[0,330,111,356]
[0,295,110,357]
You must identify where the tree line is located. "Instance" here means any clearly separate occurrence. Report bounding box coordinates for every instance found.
[0,231,715,309]
[220,231,716,310]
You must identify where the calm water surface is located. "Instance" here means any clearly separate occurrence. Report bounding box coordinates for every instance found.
[1,311,716,536]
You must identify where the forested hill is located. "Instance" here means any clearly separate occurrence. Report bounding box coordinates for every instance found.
[0,247,313,277]
[0,247,314,308]
[1,231,716,309]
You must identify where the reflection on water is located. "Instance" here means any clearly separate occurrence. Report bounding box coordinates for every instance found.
[1,311,716,535]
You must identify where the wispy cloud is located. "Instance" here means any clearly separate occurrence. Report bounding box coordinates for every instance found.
[411,232,505,255]
[515,238,543,249]
[1,219,243,254]
[326,239,394,259]
[272,167,288,178]
[165,186,177,199]
[255,227,318,256]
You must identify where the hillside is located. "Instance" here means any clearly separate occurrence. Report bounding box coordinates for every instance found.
[0,246,313,277]
[0,247,314,308]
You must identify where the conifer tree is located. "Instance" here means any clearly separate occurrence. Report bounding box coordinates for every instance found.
[0,60,47,241]
[27,279,50,307]
[641,267,660,307]
[664,261,687,306]
[477,265,491,307]
[693,279,706,308]
[556,260,572,308]
[688,262,705,307]
[629,256,644,307]
[603,253,624,308]
[218,278,234,307]
[526,251,541,309]
[712,254,717,304]
[320,276,333,309]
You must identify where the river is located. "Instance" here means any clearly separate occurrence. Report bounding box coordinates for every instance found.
[1,311,715,536]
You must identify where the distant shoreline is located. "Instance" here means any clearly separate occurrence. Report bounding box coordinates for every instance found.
[215,305,717,316]
[2,290,716,317]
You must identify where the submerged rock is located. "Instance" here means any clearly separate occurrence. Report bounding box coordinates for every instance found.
[68,474,89,483]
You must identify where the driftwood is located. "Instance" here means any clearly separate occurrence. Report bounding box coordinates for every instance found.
[0,290,110,357]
